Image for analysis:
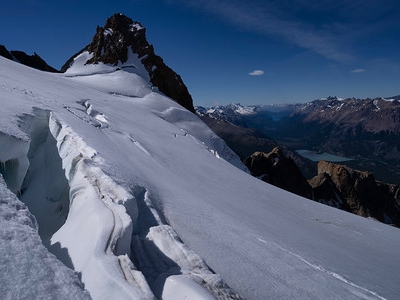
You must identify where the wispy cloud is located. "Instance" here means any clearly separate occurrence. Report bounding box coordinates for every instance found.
[351,68,366,73]
[168,0,358,63]
[249,70,264,76]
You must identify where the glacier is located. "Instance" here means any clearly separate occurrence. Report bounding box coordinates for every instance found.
[1,52,400,300]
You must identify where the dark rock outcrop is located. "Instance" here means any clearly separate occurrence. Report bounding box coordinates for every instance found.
[0,44,59,73]
[62,13,195,113]
[244,149,400,227]
[308,172,349,209]
[309,161,400,227]
[244,147,313,199]
[0,45,13,60]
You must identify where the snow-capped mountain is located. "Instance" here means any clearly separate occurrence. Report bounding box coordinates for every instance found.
[293,96,400,134]
[2,14,400,300]
[62,13,195,113]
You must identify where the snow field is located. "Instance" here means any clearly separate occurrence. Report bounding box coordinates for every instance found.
[1,53,400,300]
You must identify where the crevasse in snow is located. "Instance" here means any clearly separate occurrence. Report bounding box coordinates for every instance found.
[0,173,91,300]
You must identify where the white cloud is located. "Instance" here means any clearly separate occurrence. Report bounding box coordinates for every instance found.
[351,68,366,73]
[249,70,264,76]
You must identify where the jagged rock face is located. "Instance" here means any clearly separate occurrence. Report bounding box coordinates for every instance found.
[308,172,350,210]
[0,45,13,60]
[62,13,195,113]
[310,161,400,227]
[0,44,59,73]
[244,147,312,199]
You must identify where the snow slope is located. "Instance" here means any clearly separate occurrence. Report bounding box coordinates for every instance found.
[1,55,400,300]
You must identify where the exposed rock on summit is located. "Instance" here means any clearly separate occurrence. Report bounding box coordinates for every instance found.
[62,13,195,113]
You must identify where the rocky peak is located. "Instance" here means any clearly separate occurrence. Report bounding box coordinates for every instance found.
[244,147,312,198]
[310,161,400,226]
[85,13,146,66]
[62,13,195,113]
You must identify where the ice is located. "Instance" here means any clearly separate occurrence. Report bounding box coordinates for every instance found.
[18,109,70,243]
[0,132,30,193]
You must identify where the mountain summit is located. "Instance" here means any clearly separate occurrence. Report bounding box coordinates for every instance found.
[62,13,195,112]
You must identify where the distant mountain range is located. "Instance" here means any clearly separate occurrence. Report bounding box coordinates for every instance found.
[196,97,400,185]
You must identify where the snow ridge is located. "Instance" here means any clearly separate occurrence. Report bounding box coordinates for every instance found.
[131,188,243,299]
[47,112,241,299]
[48,113,153,300]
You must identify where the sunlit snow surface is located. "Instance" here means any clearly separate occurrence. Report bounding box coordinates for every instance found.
[1,55,400,300]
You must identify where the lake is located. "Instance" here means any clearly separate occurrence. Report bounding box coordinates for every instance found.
[296,149,353,162]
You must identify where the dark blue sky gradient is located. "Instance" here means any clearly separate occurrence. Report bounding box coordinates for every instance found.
[1,0,399,105]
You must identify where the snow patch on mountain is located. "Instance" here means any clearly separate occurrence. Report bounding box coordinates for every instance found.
[64,50,151,97]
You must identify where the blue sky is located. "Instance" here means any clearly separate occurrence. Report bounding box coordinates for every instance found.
[1,0,399,106]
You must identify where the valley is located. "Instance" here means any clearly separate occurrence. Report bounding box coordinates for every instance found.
[197,99,400,185]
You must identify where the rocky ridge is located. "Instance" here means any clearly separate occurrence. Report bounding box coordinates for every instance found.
[310,161,400,227]
[62,13,195,113]
[0,44,59,73]
[244,148,312,199]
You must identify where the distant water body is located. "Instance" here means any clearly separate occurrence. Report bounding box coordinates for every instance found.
[296,150,353,162]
